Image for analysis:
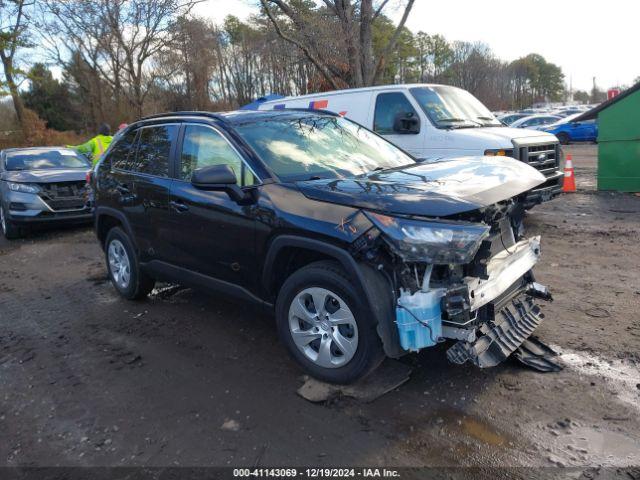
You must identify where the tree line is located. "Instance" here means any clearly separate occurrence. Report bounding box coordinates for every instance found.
[1,0,588,136]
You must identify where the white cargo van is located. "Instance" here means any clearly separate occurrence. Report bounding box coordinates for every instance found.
[257,84,564,207]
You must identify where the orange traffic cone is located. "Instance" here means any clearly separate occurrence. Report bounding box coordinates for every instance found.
[562,154,576,192]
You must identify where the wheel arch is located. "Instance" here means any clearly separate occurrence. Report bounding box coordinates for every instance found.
[95,207,137,251]
[263,235,404,358]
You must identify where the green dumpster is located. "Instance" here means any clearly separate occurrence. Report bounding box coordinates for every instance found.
[574,82,640,192]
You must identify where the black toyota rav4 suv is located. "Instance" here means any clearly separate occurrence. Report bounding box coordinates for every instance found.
[92,109,554,384]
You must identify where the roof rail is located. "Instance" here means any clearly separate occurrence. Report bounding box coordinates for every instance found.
[140,111,226,122]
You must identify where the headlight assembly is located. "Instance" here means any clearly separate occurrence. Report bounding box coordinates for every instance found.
[7,182,41,194]
[366,212,490,264]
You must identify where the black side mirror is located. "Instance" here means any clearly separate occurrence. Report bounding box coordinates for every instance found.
[392,112,420,134]
[191,164,250,204]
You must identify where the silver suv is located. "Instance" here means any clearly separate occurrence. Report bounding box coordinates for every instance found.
[0,147,92,239]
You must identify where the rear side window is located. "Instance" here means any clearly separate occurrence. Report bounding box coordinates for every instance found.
[374,92,418,134]
[180,124,256,186]
[108,129,138,170]
[130,125,178,177]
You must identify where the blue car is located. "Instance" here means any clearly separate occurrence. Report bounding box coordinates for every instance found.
[544,118,598,144]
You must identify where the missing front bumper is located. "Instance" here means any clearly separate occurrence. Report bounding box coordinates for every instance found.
[446,295,545,368]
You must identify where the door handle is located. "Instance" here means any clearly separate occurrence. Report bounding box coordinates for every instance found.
[170,200,189,212]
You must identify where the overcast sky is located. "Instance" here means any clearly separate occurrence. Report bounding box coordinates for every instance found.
[195,0,638,92]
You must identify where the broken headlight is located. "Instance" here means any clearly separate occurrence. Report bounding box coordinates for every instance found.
[366,212,490,264]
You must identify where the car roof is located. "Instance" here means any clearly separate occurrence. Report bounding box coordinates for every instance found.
[136,108,339,127]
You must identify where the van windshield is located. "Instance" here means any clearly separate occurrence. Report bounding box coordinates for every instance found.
[410,86,502,129]
[235,113,415,182]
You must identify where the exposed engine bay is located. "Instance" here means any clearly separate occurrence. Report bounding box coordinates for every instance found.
[351,198,561,371]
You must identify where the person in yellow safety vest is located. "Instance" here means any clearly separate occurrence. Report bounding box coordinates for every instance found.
[68,123,113,166]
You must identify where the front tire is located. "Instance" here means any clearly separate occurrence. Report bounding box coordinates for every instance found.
[105,227,155,300]
[275,261,385,384]
[0,204,23,240]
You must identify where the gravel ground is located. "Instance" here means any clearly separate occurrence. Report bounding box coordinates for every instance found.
[1,144,639,475]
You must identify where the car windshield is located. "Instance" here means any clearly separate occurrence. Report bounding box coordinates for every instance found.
[234,114,415,182]
[409,86,502,128]
[4,149,90,171]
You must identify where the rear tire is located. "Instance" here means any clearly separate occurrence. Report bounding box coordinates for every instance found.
[105,227,155,300]
[0,204,23,240]
[275,261,385,384]
[556,132,570,145]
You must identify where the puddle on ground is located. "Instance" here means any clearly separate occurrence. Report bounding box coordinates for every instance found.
[552,345,640,413]
[461,417,505,446]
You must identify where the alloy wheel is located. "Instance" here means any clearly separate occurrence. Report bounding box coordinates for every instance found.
[108,239,131,289]
[288,287,358,368]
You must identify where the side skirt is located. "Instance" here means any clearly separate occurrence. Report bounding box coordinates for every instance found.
[142,260,273,311]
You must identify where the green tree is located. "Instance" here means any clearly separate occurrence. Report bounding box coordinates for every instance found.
[372,16,416,84]
[21,63,79,131]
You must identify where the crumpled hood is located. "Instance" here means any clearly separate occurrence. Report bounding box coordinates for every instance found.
[1,168,89,184]
[296,156,546,217]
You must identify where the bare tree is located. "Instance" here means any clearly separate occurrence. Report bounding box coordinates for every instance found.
[0,0,34,127]
[259,0,415,88]
[41,0,200,118]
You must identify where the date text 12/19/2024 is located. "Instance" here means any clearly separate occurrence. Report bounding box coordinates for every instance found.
[233,468,401,478]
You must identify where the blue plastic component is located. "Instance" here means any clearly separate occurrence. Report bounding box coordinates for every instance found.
[395,290,443,351]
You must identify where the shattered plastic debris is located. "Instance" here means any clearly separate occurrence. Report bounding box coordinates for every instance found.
[297,360,412,403]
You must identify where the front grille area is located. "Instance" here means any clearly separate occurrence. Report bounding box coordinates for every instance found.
[517,143,560,178]
[39,181,87,211]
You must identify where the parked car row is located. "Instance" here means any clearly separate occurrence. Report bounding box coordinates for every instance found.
[497,104,598,143]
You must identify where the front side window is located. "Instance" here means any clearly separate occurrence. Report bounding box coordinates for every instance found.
[130,125,178,177]
[234,113,415,182]
[4,148,90,171]
[180,124,256,186]
[410,86,501,128]
[373,92,419,134]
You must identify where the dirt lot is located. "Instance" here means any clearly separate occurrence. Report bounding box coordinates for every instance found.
[1,145,639,475]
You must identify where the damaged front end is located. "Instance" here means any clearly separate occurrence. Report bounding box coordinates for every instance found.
[352,200,555,370]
